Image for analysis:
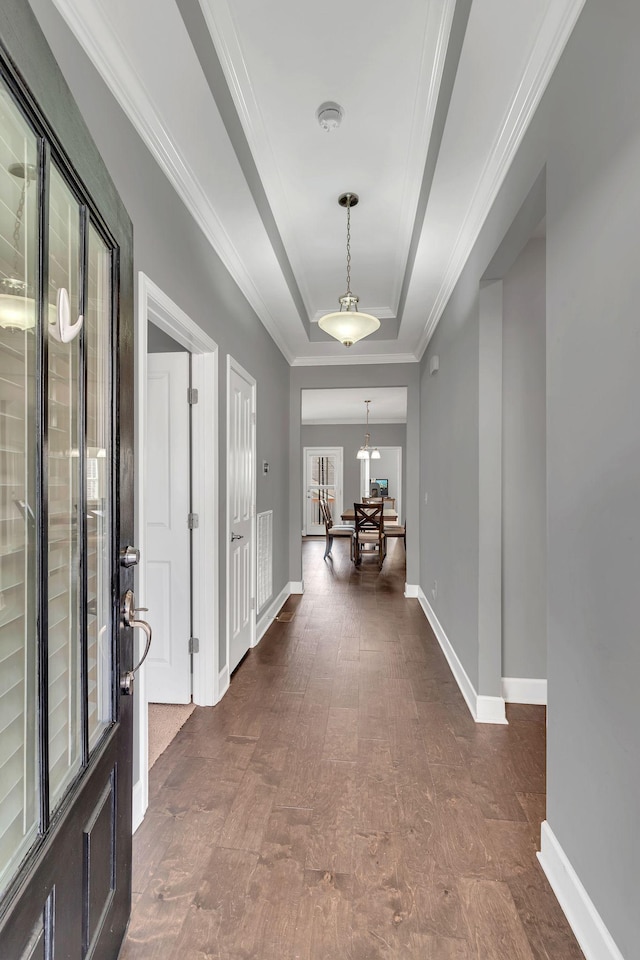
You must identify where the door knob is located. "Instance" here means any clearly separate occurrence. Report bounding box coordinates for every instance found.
[120,589,152,695]
[120,545,140,568]
[231,532,245,542]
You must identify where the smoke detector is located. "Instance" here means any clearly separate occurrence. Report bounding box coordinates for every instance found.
[316,101,344,132]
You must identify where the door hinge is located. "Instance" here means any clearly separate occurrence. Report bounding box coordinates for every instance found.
[188,512,199,529]
[188,387,199,405]
[188,636,199,654]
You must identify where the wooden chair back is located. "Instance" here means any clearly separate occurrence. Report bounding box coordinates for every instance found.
[353,502,386,567]
[354,502,384,533]
[318,497,333,530]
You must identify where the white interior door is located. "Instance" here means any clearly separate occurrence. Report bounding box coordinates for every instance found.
[145,352,192,703]
[304,447,343,534]
[227,358,256,674]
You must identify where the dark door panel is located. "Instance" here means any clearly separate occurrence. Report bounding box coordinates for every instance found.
[0,2,134,958]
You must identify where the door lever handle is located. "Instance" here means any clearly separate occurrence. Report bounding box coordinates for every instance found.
[231,532,245,542]
[120,589,153,695]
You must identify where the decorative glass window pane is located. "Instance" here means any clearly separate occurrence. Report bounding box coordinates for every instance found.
[47,164,81,810]
[0,79,39,894]
[86,225,112,750]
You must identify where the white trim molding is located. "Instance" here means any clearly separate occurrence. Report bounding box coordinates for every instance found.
[416,589,507,724]
[502,677,547,705]
[217,664,230,702]
[415,0,588,359]
[404,583,420,599]
[134,272,220,830]
[538,822,625,960]
[289,581,304,595]
[132,780,145,835]
[291,353,419,367]
[255,582,294,646]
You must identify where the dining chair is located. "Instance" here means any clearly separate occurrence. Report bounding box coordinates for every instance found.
[353,502,387,569]
[319,498,355,559]
[383,518,406,550]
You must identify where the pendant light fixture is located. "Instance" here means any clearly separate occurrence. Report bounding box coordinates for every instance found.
[356,400,381,460]
[0,162,37,331]
[318,193,380,347]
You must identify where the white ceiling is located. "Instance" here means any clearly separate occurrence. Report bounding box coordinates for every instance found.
[301,387,408,425]
[49,0,585,364]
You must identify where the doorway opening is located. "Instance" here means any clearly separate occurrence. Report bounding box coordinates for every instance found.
[300,387,407,571]
[134,274,219,830]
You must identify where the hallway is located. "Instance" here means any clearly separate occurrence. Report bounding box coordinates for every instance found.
[122,540,583,959]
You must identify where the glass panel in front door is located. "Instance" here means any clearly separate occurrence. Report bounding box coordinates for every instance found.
[0,81,39,894]
[47,164,82,809]
[308,454,337,526]
[86,224,112,750]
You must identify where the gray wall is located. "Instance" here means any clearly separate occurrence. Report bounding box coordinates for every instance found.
[29,0,291,677]
[147,322,188,353]
[502,238,546,680]
[291,365,420,585]
[544,3,640,955]
[300,423,406,516]
[420,0,640,954]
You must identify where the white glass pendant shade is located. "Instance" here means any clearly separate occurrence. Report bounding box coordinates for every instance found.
[0,292,36,330]
[356,447,369,460]
[370,448,381,460]
[318,307,380,348]
[0,293,60,331]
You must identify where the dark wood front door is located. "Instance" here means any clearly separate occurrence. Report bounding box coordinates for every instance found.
[0,3,135,958]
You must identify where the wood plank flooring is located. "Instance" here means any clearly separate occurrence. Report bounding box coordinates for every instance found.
[121,539,584,960]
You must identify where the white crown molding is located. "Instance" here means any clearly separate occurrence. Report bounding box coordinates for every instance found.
[302,417,407,426]
[415,0,587,359]
[389,0,457,312]
[49,0,296,365]
[538,822,625,960]
[292,352,419,367]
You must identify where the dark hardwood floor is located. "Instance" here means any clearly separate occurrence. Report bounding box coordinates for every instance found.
[121,539,584,959]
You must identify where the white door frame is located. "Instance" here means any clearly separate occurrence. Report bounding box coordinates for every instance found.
[360,445,403,518]
[303,446,344,534]
[226,355,257,675]
[134,272,219,831]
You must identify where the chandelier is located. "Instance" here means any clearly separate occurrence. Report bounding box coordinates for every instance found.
[318,193,380,347]
[356,400,380,460]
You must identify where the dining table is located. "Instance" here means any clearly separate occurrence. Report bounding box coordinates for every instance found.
[340,508,398,523]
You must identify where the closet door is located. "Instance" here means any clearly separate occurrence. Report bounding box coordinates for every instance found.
[0,3,135,957]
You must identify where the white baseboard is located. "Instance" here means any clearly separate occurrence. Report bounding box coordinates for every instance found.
[132,779,146,834]
[255,583,291,645]
[404,583,420,598]
[502,676,547,705]
[217,664,230,703]
[476,695,509,723]
[289,580,304,594]
[538,821,625,960]
[417,589,507,724]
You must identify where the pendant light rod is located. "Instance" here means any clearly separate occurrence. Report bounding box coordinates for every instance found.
[356,400,381,460]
